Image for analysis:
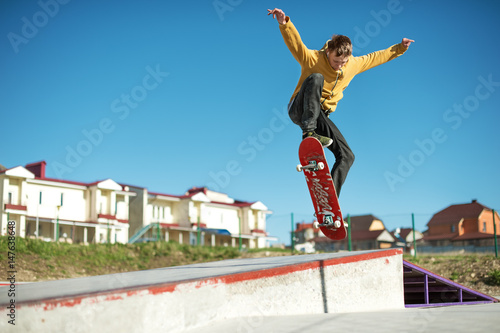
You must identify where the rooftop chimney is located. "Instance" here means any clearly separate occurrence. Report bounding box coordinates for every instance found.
[25,161,46,178]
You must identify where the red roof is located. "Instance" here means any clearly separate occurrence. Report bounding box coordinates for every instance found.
[186,187,208,195]
[1,161,132,191]
[211,200,254,208]
[397,228,414,239]
[295,222,317,232]
[150,187,256,208]
[427,201,489,227]
[36,176,90,187]
[149,191,180,199]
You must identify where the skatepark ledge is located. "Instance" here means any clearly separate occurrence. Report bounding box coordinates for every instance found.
[0,249,404,332]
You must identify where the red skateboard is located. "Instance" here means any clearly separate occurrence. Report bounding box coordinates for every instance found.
[297,137,347,240]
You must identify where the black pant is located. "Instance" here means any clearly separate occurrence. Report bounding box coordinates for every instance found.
[288,73,355,197]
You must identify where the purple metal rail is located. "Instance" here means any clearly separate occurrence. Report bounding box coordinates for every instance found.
[403,260,498,308]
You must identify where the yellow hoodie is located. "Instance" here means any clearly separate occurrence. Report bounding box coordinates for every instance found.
[279,16,408,114]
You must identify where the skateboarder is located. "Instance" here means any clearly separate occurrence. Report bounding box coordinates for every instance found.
[268,8,414,197]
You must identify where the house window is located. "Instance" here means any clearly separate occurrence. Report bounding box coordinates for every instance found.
[451,225,456,232]
[7,192,12,204]
[483,222,487,232]
[60,193,64,206]
[39,191,43,205]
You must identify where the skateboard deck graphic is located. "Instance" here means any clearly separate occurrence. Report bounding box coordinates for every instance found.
[297,137,346,240]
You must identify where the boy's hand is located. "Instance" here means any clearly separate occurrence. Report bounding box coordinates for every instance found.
[402,38,415,48]
[267,8,286,25]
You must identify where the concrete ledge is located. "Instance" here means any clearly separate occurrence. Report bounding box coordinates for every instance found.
[0,249,403,332]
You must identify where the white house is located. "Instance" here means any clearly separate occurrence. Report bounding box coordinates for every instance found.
[127,186,275,249]
[0,161,134,244]
[0,161,275,248]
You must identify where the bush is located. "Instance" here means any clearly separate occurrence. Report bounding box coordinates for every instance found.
[485,270,500,286]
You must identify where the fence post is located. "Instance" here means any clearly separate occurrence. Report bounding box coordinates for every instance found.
[239,217,242,251]
[493,209,498,258]
[412,213,417,259]
[291,213,295,255]
[57,205,61,242]
[197,216,201,246]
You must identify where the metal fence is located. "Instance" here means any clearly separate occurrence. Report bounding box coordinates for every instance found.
[417,245,497,254]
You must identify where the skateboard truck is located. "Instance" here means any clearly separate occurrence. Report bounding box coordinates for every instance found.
[296,160,325,172]
[313,213,343,229]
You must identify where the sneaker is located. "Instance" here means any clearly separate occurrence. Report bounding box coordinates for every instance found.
[303,131,333,147]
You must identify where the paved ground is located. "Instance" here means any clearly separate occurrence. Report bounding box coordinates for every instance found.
[184,303,500,333]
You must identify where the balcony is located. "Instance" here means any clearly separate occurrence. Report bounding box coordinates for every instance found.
[4,204,27,211]
[98,213,116,220]
[251,229,267,235]
[98,214,129,223]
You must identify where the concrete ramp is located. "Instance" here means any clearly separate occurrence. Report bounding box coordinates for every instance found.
[0,249,403,332]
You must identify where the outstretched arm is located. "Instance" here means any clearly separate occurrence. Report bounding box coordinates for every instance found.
[267,8,315,66]
[267,8,286,25]
[354,38,415,74]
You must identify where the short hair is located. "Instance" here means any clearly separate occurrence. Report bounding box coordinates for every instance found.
[327,35,352,57]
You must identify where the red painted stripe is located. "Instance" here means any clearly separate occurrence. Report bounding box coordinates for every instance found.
[189,248,402,287]
[26,249,401,311]
[43,297,84,311]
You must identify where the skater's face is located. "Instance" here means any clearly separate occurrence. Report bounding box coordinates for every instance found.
[327,51,349,71]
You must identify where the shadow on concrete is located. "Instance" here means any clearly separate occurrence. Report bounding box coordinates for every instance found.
[319,260,328,313]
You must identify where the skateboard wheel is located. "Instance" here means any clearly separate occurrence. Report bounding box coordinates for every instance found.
[313,221,320,229]
[334,220,342,228]
[317,162,325,170]
[296,164,303,172]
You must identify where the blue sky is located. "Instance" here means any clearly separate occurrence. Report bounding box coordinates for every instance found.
[2,0,500,245]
